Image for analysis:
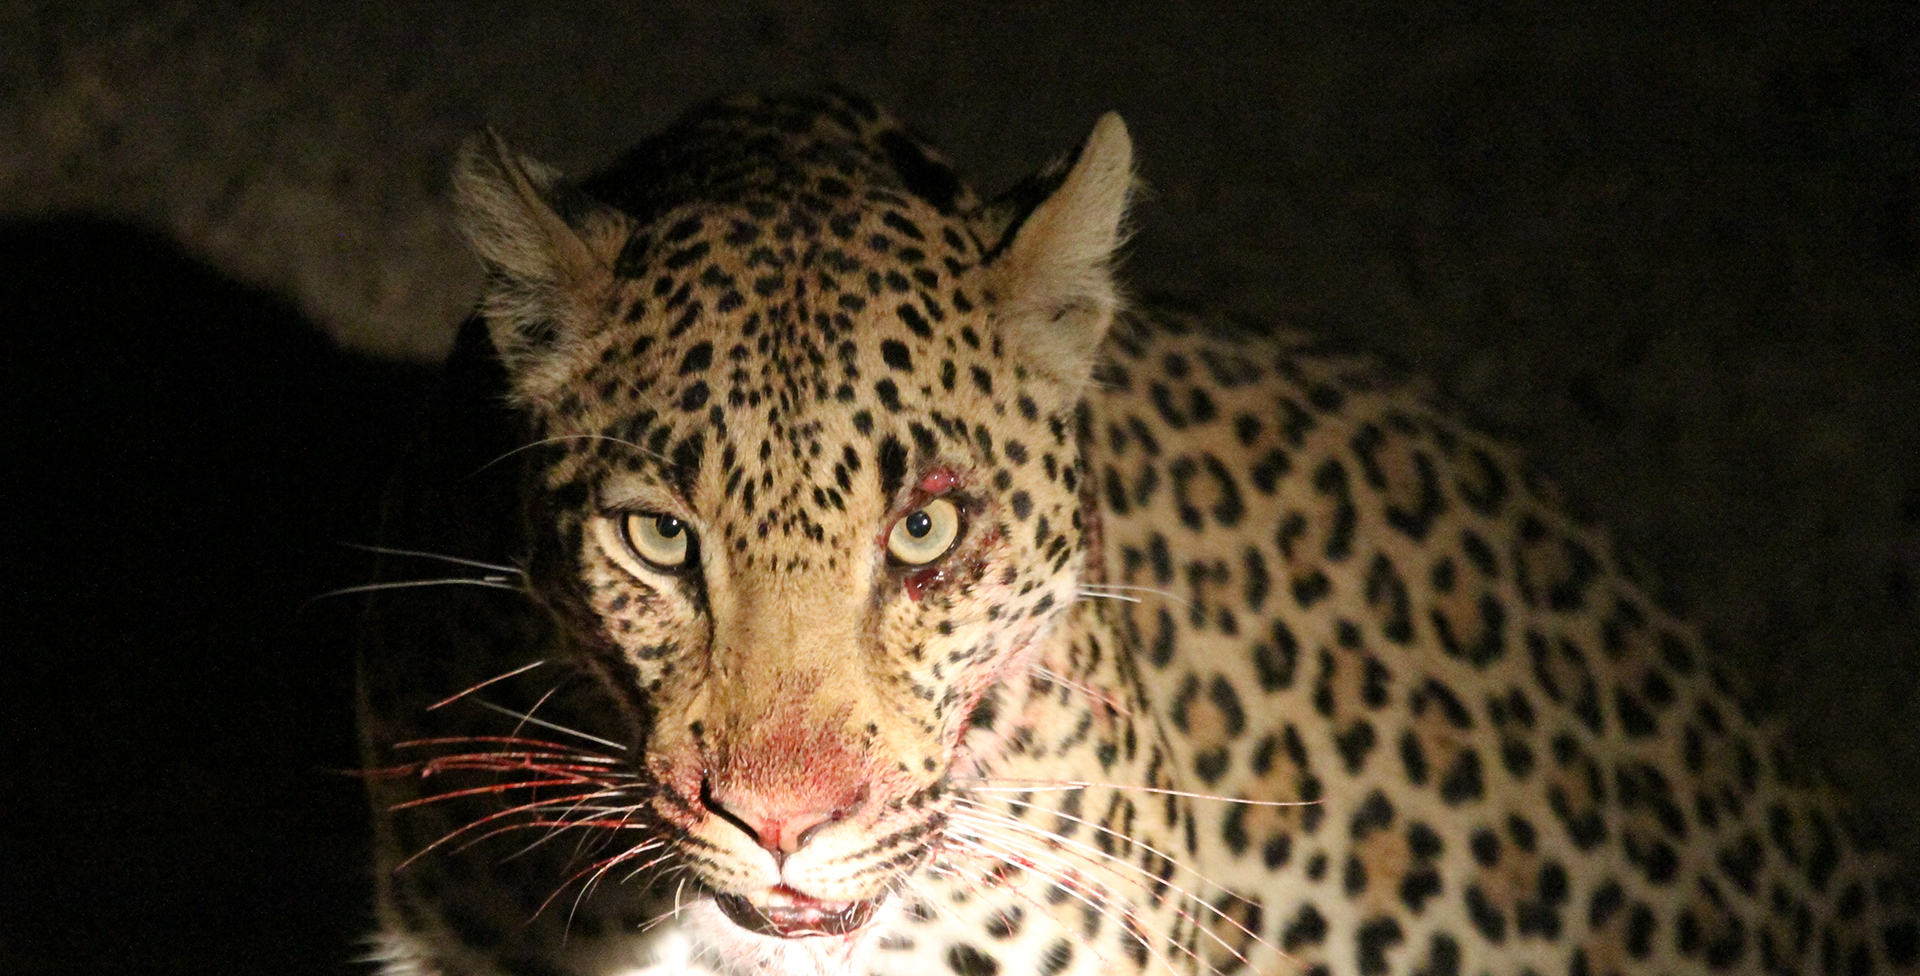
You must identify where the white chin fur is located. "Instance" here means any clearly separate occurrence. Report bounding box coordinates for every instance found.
[658,897,893,976]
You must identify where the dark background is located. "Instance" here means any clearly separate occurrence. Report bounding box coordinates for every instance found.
[3,2,1917,973]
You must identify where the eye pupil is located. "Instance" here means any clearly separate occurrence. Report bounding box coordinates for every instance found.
[655,515,683,538]
[905,511,932,538]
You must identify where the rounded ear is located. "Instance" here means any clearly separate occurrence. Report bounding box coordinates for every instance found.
[452,130,625,404]
[987,113,1133,395]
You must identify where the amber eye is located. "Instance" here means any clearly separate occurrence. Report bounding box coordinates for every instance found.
[887,498,961,566]
[621,512,695,569]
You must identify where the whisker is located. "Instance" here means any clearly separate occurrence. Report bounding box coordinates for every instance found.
[343,543,523,576]
[472,433,669,478]
[391,733,618,753]
[509,681,567,739]
[638,875,702,936]
[944,822,1238,975]
[955,777,1317,808]
[949,801,1285,971]
[1075,583,1191,608]
[395,788,624,870]
[307,577,523,605]
[545,839,673,925]
[496,795,651,863]
[915,862,1126,974]
[1028,665,1131,716]
[471,699,628,752]
[940,833,1196,975]
[428,660,548,711]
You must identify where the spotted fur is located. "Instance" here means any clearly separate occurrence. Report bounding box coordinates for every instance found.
[358,91,1919,976]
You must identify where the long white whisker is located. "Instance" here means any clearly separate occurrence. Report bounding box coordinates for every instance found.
[510,681,567,739]
[949,800,1284,970]
[472,433,669,477]
[471,699,628,752]
[942,831,1197,975]
[310,577,523,603]
[1028,665,1131,716]
[1076,583,1192,608]
[945,819,1240,975]
[344,543,523,576]
[955,778,1318,807]
[914,865,1127,974]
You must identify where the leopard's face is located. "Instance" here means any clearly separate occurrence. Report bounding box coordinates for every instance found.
[461,95,1131,951]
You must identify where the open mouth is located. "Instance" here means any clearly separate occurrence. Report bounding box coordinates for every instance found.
[712,885,884,938]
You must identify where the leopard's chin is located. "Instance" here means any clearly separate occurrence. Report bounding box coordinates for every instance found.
[712,886,886,939]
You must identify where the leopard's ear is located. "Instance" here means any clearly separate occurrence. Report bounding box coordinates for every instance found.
[987,113,1133,396]
[452,129,626,404]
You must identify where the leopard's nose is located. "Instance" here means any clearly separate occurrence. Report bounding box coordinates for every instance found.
[700,777,863,859]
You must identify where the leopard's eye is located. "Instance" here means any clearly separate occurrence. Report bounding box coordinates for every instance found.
[887,498,961,566]
[621,512,695,570]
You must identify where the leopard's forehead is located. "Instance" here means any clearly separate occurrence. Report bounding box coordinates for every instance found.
[581,91,981,235]
[533,94,1073,568]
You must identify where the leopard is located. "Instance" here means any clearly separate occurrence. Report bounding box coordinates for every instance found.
[356,89,1919,976]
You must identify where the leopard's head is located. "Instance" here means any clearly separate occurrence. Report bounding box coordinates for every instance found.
[452,95,1131,953]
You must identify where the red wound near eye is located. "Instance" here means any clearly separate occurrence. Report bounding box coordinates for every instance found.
[917,468,961,494]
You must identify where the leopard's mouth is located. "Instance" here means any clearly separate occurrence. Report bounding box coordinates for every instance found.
[711,885,884,939]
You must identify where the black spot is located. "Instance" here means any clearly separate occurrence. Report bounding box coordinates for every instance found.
[1010,491,1032,520]
[677,381,709,412]
[880,131,963,214]
[668,432,704,499]
[1194,748,1230,783]
[677,341,713,375]
[1204,456,1245,527]
[878,436,908,500]
[1465,884,1506,943]
[1717,833,1765,894]
[1615,685,1658,737]
[1399,730,1429,785]
[1036,939,1073,976]
[1253,620,1300,690]
[1365,554,1415,644]
[1344,853,1368,896]
[1401,868,1444,915]
[1243,546,1271,611]
[1334,719,1376,773]
[881,339,913,372]
[1419,933,1461,976]
[897,302,933,337]
[1282,904,1329,950]
[1250,448,1291,494]
[663,239,710,270]
[1292,570,1332,607]
[1885,919,1919,967]
[875,378,903,412]
[945,943,1000,976]
[1625,903,1657,957]
[1438,748,1484,805]
[1470,828,1500,866]
[1150,608,1177,668]
[1350,790,1395,839]
[1355,917,1404,975]
[1408,821,1443,860]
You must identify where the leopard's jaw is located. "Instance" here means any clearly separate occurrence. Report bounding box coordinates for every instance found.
[359,90,1920,976]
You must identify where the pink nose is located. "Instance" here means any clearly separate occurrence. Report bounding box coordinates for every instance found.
[701,780,865,858]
